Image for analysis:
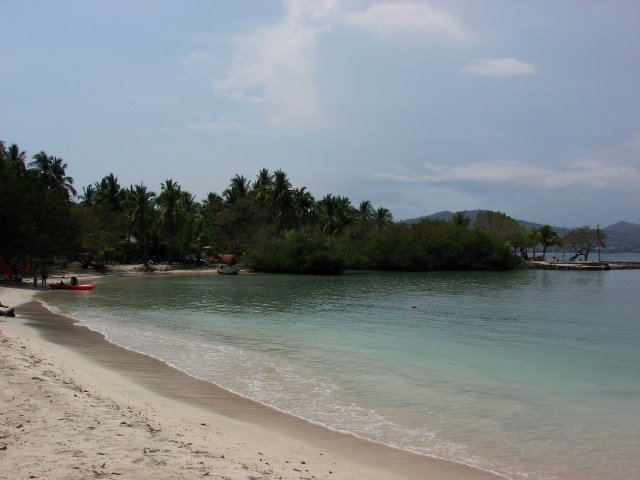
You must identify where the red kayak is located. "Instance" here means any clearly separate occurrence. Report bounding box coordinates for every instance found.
[49,283,95,291]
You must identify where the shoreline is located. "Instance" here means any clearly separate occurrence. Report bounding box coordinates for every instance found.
[0,275,503,480]
[522,259,640,270]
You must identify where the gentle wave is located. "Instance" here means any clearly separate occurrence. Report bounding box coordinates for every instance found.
[38,270,640,480]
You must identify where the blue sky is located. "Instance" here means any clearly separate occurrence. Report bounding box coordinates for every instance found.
[1,0,638,227]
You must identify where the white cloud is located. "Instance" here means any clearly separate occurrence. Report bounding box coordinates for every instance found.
[181,52,213,69]
[462,57,536,76]
[215,1,470,129]
[215,4,330,129]
[345,2,470,41]
[187,122,245,132]
[374,159,640,189]
[284,0,339,25]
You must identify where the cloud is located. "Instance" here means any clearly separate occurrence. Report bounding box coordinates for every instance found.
[215,4,329,129]
[373,159,640,189]
[345,2,470,41]
[187,121,245,132]
[181,52,214,69]
[215,1,470,129]
[462,57,536,76]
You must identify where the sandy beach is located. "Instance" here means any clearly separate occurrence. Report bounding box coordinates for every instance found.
[0,268,502,480]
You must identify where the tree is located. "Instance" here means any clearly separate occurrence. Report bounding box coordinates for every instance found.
[4,143,27,174]
[539,225,561,259]
[272,169,293,235]
[521,228,542,260]
[29,152,77,202]
[176,190,201,259]
[316,194,355,237]
[95,173,125,212]
[79,184,97,205]
[451,211,471,229]
[252,168,274,206]
[157,179,184,260]
[291,187,315,230]
[562,226,605,261]
[374,207,393,230]
[126,183,156,261]
[357,200,375,224]
[0,152,78,260]
[223,174,251,204]
[475,211,523,253]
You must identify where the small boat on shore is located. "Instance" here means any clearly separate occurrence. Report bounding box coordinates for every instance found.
[49,283,95,291]
[217,264,240,275]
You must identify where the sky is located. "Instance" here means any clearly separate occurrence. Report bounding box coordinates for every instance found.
[1,0,639,228]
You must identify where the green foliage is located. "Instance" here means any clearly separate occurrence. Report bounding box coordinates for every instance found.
[245,230,346,274]
[0,143,80,263]
[72,203,128,263]
[562,226,605,261]
[360,221,519,271]
[0,140,524,273]
[539,225,561,259]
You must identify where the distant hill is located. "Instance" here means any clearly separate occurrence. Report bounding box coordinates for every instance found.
[401,210,564,231]
[401,211,640,252]
[602,221,640,252]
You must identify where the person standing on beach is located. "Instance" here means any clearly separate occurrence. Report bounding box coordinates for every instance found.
[33,265,39,287]
[40,264,49,286]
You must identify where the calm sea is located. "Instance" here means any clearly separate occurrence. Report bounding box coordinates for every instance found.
[40,268,640,480]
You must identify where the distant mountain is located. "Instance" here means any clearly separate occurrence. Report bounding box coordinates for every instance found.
[401,210,562,231]
[402,210,483,224]
[602,221,640,252]
[401,211,640,252]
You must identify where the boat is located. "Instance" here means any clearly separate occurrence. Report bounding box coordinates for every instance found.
[49,283,95,290]
[217,264,240,275]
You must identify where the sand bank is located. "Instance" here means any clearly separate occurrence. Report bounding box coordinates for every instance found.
[0,277,502,480]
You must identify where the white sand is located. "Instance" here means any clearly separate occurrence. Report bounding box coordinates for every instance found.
[0,279,501,480]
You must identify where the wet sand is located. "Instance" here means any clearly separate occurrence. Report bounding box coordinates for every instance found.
[1,281,503,479]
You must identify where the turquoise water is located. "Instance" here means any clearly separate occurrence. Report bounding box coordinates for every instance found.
[41,270,640,480]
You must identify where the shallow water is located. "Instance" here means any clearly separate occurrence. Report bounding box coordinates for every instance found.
[41,270,640,480]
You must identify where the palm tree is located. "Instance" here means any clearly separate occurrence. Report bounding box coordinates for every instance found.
[252,168,274,205]
[539,225,561,260]
[292,187,315,230]
[157,179,183,260]
[272,169,293,234]
[50,157,77,201]
[223,174,251,204]
[29,151,53,182]
[126,183,156,261]
[29,152,76,201]
[79,184,97,205]
[316,194,355,237]
[5,144,27,174]
[374,207,393,230]
[95,173,124,211]
[357,200,375,224]
[177,190,200,258]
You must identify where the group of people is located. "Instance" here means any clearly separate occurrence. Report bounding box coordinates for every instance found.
[32,265,49,287]
[0,299,15,317]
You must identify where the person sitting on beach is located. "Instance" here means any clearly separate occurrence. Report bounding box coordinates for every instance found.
[0,307,15,317]
[71,276,78,286]
[0,299,9,308]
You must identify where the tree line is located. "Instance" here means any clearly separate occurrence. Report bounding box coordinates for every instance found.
[0,140,604,274]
